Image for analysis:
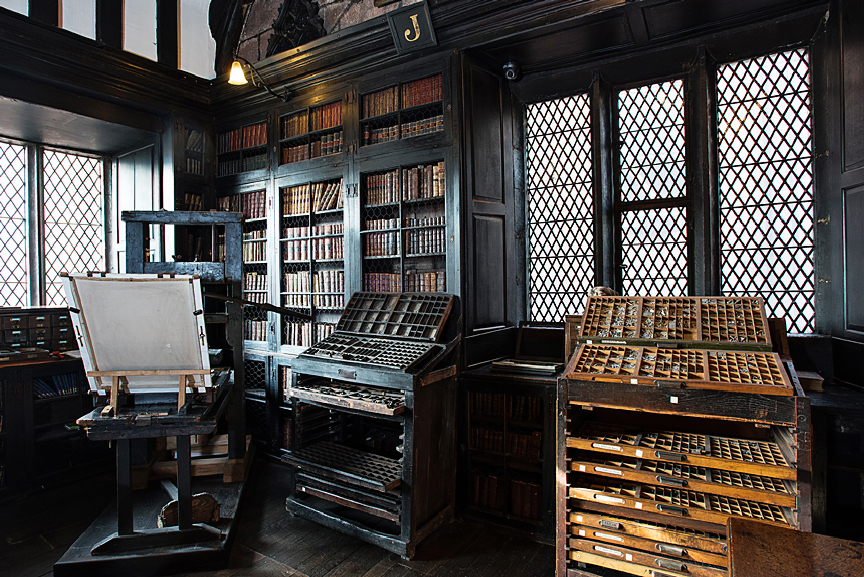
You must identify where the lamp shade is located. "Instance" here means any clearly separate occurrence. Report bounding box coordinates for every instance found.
[228,60,249,85]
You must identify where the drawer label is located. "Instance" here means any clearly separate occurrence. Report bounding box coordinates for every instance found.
[595,495,624,504]
[596,467,623,476]
[594,545,622,557]
[592,443,622,451]
[595,532,622,542]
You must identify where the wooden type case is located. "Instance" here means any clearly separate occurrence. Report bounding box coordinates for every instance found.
[284,292,458,558]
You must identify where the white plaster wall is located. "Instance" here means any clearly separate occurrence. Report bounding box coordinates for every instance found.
[62,0,96,39]
[180,0,216,79]
[125,0,157,61]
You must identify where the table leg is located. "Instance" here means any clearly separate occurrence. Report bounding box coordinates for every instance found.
[177,435,192,529]
[117,438,133,535]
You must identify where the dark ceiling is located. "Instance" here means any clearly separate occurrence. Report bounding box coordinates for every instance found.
[0,96,156,155]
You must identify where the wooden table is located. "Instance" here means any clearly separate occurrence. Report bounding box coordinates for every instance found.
[75,370,232,555]
[728,517,864,576]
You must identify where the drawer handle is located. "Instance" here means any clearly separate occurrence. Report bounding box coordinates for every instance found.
[338,369,356,380]
[655,450,685,462]
[656,543,687,557]
[657,504,687,516]
[598,519,621,530]
[656,475,687,487]
[655,559,687,572]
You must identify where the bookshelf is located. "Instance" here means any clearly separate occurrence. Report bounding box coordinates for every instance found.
[460,374,554,539]
[361,160,447,292]
[279,100,343,165]
[279,177,345,351]
[183,127,205,176]
[360,73,443,147]
[217,121,268,177]
[0,378,4,492]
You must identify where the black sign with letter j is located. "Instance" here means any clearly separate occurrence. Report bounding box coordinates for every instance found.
[387,1,438,54]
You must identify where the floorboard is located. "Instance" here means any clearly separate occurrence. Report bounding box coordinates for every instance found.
[2,456,554,577]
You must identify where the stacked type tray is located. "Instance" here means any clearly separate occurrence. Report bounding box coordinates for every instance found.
[564,419,802,577]
[566,296,794,395]
[577,296,771,350]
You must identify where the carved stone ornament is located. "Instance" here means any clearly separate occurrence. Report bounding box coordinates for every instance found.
[266,0,327,58]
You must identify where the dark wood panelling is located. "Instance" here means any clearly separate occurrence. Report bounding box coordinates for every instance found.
[485,15,634,73]
[644,0,807,39]
[842,0,864,170]
[468,66,504,203]
[96,0,122,49]
[29,0,59,27]
[845,185,864,330]
[157,0,179,69]
[471,214,507,328]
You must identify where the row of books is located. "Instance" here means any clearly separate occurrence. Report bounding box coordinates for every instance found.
[245,273,266,291]
[402,74,443,109]
[509,395,543,422]
[283,271,345,302]
[282,236,344,261]
[282,224,345,239]
[362,124,399,146]
[471,469,505,512]
[179,193,202,211]
[243,230,265,240]
[218,122,266,154]
[366,218,398,231]
[185,128,204,152]
[364,231,398,257]
[509,430,542,460]
[244,292,268,304]
[311,101,343,132]
[470,391,505,417]
[217,195,241,212]
[33,374,83,399]
[243,239,266,262]
[185,156,203,176]
[284,322,336,347]
[281,132,343,164]
[364,273,401,292]
[242,190,267,219]
[245,320,268,341]
[404,270,445,293]
[364,162,445,204]
[401,115,444,139]
[406,215,445,227]
[471,426,504,453]
[218,153,266,176]
[283,180,344,215]
[510,478,543,521]
[406,227,446,255]
[362,85,399,119]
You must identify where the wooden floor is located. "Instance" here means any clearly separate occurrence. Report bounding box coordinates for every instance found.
[0,457,554,577]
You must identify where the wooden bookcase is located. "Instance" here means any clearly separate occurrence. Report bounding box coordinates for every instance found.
[0,358,111,497]
[459,365,557,542]
[210,56,459,458]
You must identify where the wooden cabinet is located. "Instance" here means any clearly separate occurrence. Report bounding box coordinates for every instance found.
[459,366,557,542]
[556,375,812,577]
[0,358,110,497]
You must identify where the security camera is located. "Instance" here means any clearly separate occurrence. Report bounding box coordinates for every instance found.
[503,62,521,81]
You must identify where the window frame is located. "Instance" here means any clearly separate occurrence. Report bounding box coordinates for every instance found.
[0,137,110,307]
[522,39,818,333]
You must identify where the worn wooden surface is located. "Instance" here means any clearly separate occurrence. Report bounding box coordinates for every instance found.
[1,458,553,577]
[728,517,864,576]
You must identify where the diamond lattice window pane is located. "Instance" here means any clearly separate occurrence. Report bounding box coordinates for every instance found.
[618,80,686,202]
[718,48,814,333]
[0,142,29,307]
[43,150,104,306]
[526,95,595,322]
[621,207,689,297]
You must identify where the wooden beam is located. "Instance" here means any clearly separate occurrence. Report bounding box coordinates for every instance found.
[96,0,122,49]
[157,0,179,69]
[29,0,59,27]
